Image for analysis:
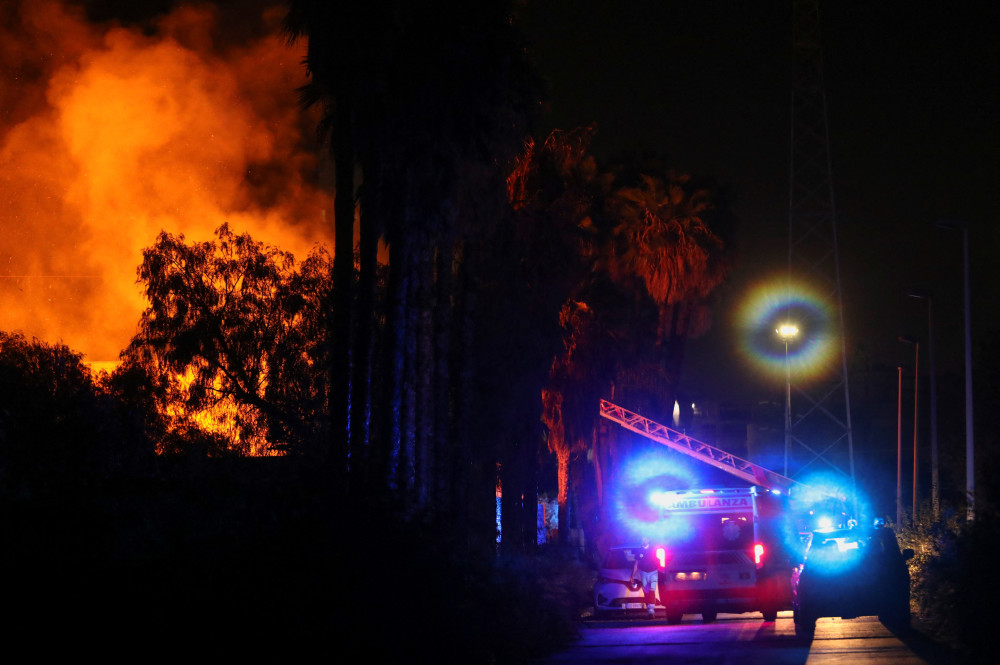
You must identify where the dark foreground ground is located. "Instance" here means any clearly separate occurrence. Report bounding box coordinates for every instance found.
[4,458,589,662]
[9,454,987,663]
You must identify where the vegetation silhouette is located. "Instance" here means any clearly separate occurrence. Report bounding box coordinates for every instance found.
[122,222,332,456]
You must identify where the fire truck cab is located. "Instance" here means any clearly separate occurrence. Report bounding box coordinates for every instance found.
[650,487,795,623]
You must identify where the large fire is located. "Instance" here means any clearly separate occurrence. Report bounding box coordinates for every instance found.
[0,0,332,369]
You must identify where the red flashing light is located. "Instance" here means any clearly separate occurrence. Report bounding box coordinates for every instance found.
[656,547,667,568]
[754,543,765,568]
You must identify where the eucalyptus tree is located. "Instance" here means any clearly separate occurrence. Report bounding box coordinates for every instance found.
[124,224,332,455]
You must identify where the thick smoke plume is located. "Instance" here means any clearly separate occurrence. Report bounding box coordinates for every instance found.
[0,0,332,366]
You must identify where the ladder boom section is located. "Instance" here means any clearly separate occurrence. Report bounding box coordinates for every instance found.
[599,400,797,491]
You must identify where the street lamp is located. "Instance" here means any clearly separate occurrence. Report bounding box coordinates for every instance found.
[896,365,903,527]
[899,335,919,524]
[937,219,974,521]
[908,291,939,520]
[777,323,799,476]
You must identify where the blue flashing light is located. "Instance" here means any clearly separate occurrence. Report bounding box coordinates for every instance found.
[648,491,671,508]
[804,532,867,577]
[611,452,699,541]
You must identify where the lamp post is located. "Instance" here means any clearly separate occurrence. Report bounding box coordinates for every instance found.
[899,335,919,523]
[908,291,939,519]
[777,323,799,477]
[937,220,974,521]
[896,365,903,527]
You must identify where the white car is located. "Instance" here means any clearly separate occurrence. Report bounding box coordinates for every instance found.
[593,546,656,618]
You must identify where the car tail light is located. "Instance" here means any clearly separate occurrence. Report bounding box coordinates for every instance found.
[754,543,765,569]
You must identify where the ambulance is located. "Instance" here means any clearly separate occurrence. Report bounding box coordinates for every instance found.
[650,487,795,623]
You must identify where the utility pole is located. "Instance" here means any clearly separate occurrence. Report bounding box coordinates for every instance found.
[908,292,939,520]
[899,335,919,523]
[896,366,902,527]
[937,220,975,521]
[787,0,856,503]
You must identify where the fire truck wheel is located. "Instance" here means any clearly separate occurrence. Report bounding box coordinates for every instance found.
[762,608,778,622]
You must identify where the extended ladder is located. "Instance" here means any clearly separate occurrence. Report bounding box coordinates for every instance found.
[599,400,800,492]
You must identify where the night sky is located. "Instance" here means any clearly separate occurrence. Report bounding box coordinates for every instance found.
[521,0,1000,406]
[68,0,1000,403]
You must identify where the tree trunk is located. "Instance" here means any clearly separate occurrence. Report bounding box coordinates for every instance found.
[330,101,354,490]
[556,446,570,546]
[351,164,379,488]
[433,243,454,516]
[384,228,408,493]
[415,236,435,510]
[450,248,492,557]
[521,435,539,555]
[501,440,525,556]
[592,421,608,511]
[401,230,418,503]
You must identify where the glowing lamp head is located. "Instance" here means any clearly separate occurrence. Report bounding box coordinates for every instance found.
[817,515,834,529]
[776,323,799,341]
[656,547,667,568]
[754,543,765,568]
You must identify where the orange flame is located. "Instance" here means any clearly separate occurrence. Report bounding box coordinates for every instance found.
[167,367,272,457]
[0,1,332,368]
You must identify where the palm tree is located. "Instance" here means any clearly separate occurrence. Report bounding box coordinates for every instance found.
[288,2,544,554]
[532,151,737,545]
[603,164,735,398]
[285,0,394,489]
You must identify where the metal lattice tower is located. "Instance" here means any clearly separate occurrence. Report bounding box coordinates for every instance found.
[786,0,856,496]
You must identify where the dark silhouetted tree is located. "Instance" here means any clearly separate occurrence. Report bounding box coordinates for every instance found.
[287,0,544,557]
[124,223,332,455]
[0,331,140,498]
[285,0,395,485]
[525,146,738,546]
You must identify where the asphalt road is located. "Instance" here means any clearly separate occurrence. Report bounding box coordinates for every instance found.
[535,612,953,665]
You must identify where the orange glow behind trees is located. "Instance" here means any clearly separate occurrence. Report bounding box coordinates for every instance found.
[0,1,331,367]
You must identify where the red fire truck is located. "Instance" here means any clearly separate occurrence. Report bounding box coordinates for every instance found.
[598,400,844,623]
